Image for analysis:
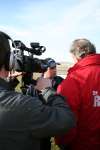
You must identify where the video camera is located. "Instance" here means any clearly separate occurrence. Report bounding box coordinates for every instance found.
[12,40,46,73]
[11,40,47,94]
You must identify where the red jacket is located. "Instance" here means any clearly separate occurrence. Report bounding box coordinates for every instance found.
[55,54,100,150]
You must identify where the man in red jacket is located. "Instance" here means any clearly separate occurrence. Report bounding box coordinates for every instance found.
[55,39,100,150]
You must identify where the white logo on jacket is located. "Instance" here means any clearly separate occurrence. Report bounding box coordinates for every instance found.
[93,91,100,107]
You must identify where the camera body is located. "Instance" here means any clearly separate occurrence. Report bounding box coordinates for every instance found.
[12,40,46,73]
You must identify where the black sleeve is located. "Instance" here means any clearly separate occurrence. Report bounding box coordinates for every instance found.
[18,92,76,138]
[7,91,76,138]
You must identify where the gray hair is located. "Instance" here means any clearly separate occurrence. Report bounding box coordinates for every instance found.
[70,39,96,59]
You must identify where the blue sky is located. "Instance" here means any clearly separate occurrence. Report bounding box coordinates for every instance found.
[0,0,100,62]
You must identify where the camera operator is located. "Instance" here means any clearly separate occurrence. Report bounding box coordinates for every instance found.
[0,31,76,150]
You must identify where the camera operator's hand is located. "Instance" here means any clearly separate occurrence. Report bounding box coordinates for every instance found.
[8,71,23,78]
[41,87,56,103]
[35,77,52,91]
[40,87,66,106]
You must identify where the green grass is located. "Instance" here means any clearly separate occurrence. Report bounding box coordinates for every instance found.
[51,138,60,150]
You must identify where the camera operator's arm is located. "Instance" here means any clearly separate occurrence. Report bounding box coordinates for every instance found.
[17,88,76,138]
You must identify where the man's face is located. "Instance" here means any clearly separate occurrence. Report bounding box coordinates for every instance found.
[46,66,57,78]
[0,68,9,79]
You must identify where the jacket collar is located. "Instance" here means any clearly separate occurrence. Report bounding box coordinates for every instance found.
[68,54,100,74]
